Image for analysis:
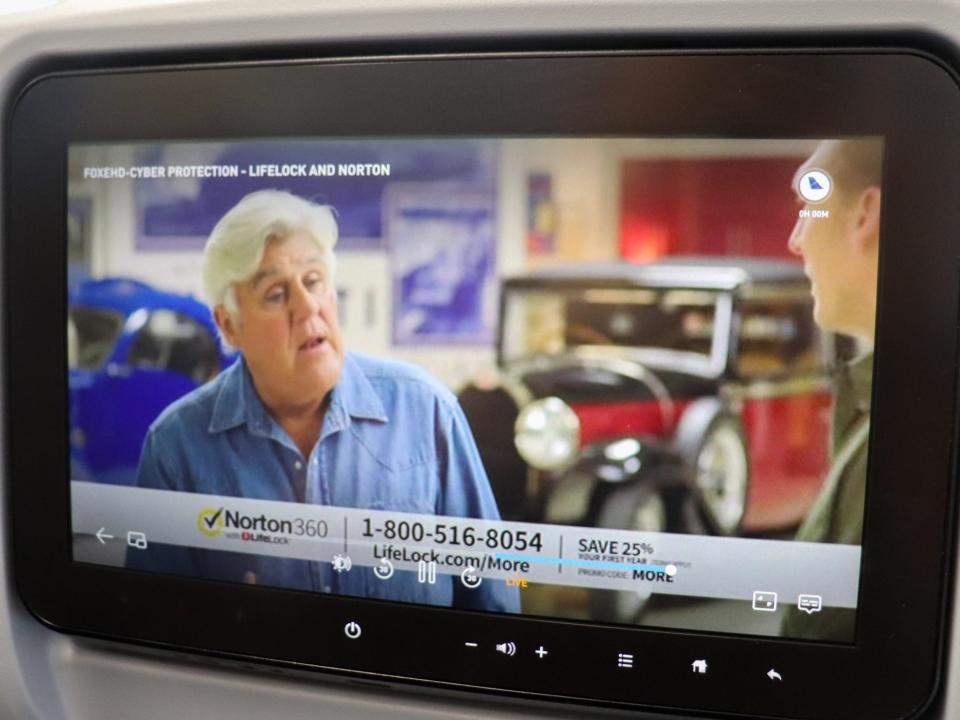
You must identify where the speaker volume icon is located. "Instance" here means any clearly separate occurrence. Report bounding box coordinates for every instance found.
[496,642,517,656]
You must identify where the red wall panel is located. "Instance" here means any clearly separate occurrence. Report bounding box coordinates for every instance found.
[620,158,802,261]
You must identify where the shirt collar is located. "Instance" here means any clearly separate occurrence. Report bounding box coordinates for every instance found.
[328,353,389,423]
[846,351,873,413]
[209,352,387,435]
[208,358,276,437]
[209,358,247,433]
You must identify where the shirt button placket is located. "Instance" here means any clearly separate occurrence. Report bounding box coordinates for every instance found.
[313,449,328,505]
[292,457,307,503]
[307,446,329,592]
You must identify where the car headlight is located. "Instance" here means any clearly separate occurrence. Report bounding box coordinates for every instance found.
[514,397,581,471]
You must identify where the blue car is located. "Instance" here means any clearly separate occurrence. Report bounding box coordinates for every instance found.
[69,278,235,486]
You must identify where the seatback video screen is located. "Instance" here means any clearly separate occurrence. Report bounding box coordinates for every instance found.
[68,136,882,642]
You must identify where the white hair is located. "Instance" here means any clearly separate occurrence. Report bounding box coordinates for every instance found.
[201,190,339,315]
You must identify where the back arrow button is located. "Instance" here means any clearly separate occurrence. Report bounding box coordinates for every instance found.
[767,669,783,682]
[95,527,114,544]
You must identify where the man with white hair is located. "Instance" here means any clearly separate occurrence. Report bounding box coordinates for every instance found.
[132,190,519,613]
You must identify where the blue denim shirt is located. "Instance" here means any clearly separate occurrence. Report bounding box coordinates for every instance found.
[131,351,519,613]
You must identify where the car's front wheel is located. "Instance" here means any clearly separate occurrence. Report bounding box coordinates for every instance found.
[588,484,668,623]
[688,413,750,535]
[673,398,751,535]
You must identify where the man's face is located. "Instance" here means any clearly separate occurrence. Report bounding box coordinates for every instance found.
[787,148,864,336]
[217,230,344,412]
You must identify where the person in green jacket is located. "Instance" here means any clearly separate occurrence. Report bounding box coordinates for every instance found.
[781,139,883,641]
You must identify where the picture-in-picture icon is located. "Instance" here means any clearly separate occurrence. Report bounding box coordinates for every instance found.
[752,590,778,612]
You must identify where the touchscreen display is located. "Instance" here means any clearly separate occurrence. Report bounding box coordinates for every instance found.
[67,136,882,643]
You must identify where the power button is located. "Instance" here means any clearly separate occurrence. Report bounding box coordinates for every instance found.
[344,621,362,640]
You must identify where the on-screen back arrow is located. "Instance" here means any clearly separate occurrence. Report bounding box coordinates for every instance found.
[96,527,114,544]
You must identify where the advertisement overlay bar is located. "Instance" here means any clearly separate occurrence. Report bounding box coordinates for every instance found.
[72,482,861,608]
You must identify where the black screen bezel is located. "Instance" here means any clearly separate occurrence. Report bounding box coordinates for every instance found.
[7,50,960,720]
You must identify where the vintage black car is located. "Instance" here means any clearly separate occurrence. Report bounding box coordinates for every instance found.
[460,257,837,541]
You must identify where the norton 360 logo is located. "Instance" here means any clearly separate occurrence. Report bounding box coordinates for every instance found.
[197,507,226,537]
[196,507,294,544]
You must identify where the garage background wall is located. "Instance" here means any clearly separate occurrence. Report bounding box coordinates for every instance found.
[67,138,814,389]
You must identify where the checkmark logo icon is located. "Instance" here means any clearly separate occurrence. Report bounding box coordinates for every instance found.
[204,507,224,528]
[197,507,226,537]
